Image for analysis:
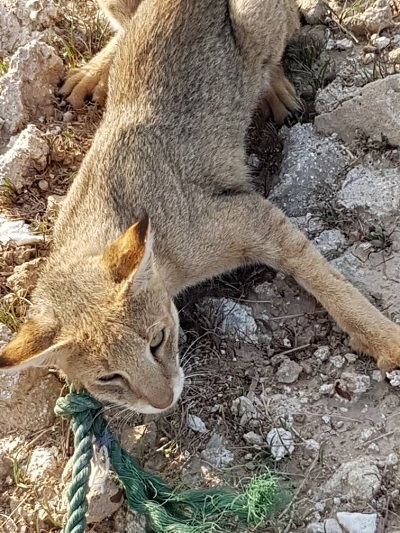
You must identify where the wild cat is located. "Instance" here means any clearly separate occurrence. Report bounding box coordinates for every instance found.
[2,0,400,415]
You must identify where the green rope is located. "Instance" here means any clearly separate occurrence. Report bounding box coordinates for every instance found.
[55,389,286,532]
[57,394,101,533]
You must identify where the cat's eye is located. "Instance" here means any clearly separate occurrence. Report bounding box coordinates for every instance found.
[97,373,124,383]
[150,329,165,354]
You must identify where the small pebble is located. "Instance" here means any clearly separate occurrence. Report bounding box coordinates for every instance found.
[188,415,208,433]
[340,372,370,394]
[326,38,336,51]
[386,452,399,466]
[247,153,262,170]
[364,52,375,65]
[337,512,378,533]
[331,355,345,369]
[315,346,330,362]
[320,383,334,395]
[387,370,400,387]
[267,428,294,461]
[361,428,374,442]
[304,439,320,456]
[38,179,49,191]
[243,431,263,447]
[344,353,358,364]
[375,36,390,50]
[63,111,74,123]
[372,370,383,382]
[336,38,353,50]
[389,48,400,64]
[276,359,302,384]
[323,518,342,533]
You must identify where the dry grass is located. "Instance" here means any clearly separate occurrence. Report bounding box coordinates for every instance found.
[57,0,112,68]
[0,292,31,333]
[353,52,400,86]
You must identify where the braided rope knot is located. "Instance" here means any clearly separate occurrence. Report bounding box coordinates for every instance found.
[55,391,102,418]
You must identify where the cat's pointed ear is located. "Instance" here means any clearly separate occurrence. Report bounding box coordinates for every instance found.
[102,214,154,291]
[0,319,69,371]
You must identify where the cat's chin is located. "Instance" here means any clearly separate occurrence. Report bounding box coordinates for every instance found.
[133,403,172,415]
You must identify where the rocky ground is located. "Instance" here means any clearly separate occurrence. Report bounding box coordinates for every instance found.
[1,0,400,532]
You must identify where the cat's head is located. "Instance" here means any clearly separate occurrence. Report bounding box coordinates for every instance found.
[0,217,184,414]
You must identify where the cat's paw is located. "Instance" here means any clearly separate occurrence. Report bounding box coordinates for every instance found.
[60,63,108,109]
[350,325,400,372]
[264,65,301,125]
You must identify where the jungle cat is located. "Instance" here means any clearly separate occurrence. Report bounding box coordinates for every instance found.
[2,0,400,415]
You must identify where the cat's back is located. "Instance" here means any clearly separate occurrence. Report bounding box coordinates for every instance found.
[106,0,249,178]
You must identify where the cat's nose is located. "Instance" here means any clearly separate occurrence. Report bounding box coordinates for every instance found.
[149,388,174,410]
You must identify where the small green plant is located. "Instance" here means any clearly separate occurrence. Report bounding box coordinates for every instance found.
[163,439,180,460]
[31,216,52,242]
[284,34,332,95]
[11,453,29,489]
[319,198,349,230]
[62,41,84,69]
[0,57,9,76]
[0,178,17,207]
[366,226,393,253]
